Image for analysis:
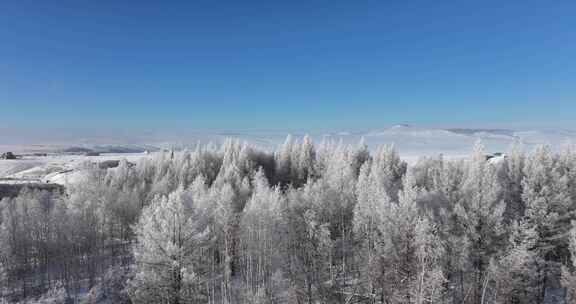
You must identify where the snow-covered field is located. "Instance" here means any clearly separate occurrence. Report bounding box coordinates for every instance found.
[0,153,150,185]
[201,125,575,165]
[1,125,574,184]
[168,125,576,155]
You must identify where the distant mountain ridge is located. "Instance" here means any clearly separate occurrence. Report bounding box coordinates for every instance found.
[446,128,516,137]
[62,145,160,154]
[3,126,574,157]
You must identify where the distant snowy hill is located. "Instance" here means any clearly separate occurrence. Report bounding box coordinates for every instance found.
[1,126,575,181]
[3,126,573,158]
[62,144,160,154]
[207,125,576,158]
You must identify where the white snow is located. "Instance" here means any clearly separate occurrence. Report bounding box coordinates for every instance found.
[1,126,575,183]
[0,153,151,185]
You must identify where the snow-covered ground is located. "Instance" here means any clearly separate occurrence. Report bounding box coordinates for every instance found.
[0,153,151,185]
[181,125,576,156]
[1,125,574,183]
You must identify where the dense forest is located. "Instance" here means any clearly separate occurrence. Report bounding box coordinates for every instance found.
[2,136,576,304]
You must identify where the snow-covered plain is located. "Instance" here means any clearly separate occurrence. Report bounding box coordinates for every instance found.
[0,153,151,185]
[197,125,576,157]
[1,125,574,184]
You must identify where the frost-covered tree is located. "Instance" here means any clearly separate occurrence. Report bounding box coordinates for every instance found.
[351,137,371,177]
[376,172,445,304]
[0,190,75,301]
[128,189,209,304]
[276,135,295,186]
[354,160,390,299]
[454,141,506,304]
[295,135,316,184]
[238,169,283,301]
[562,221,576,303]
[558,143,576,205]
[489,221,539,304]
[309,142,361,301]
[318,141,357,198]
[500,140,526,222]
[369,145,407,202]
[284,187,333,303]
[523,145,574,299]
[4,138,576,304]
[0,194,32,299]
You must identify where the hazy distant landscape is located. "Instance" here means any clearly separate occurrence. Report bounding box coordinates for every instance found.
[2,125,575,186]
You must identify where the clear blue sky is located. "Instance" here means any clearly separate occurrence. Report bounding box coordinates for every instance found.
[1,0,575,133]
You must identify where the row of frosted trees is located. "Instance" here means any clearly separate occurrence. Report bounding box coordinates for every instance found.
[2,136,576,303]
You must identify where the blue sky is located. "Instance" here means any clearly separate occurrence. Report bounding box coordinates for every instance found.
[1,0,575,134]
